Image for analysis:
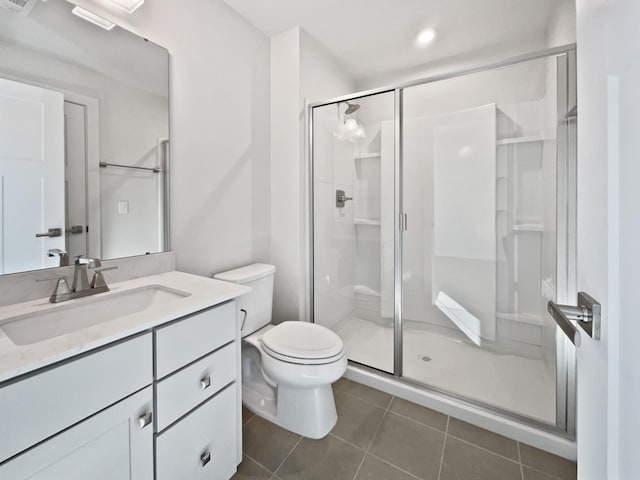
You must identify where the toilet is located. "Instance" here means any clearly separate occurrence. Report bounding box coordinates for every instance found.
[214,263,347,439]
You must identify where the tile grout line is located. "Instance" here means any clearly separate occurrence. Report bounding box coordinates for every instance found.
[445,434,523,465]
[271,436,302,478]
[340,389,394,410]
[340,384,449,435]
[242,413,256,427]
[328,430,426,480]
[329,432,366,452]
[520,465,566,480]
[437,415,450,480]
[518,441,524,480]
[242,452,279,478]
[385,409,448,434]
[365,451,425,480]
[350,393,394,480]
[516,443,574,480]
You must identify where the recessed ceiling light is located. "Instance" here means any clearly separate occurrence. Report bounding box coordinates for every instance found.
[416,28,437,47]
[107,0,145,14]
[72,6,115,31]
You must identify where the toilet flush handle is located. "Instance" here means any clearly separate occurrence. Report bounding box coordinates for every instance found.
[240,309,248,331]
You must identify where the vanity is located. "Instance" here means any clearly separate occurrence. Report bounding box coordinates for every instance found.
[0,271,250,480]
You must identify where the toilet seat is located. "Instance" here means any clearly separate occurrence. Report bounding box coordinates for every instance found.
[260,321,344,365]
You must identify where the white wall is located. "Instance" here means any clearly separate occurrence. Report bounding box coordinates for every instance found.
[575,1,640,478]
[270,27,355,323]
[71,0,271,277]
[546,0,577,47]
[270,28,301,323]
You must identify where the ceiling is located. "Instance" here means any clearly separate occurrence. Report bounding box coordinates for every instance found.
[0,0,168,97]
[223,0,573,82]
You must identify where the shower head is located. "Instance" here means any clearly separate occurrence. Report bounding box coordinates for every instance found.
[344,102,360,115]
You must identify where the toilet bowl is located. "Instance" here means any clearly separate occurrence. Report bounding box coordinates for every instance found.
[214,263,346,439]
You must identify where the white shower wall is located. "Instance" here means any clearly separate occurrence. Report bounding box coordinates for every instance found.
[397,60,553,349]
[313,106,356,329]
[400,105,498,343]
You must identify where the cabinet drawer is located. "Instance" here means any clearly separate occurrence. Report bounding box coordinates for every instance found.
[155,301,236,378]
[156,385,237,480]
[0,333,152,463]
[156,342,236,431]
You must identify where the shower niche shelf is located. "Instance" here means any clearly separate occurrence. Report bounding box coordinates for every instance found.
[353,285,381,297]
[353,218,381,226]
[497,135,548,146]
[512,223,544,232]
[353,152,381,161]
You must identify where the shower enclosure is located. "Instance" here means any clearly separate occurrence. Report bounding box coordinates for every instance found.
[309,46,577,434]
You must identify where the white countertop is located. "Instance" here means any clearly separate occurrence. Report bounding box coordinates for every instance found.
[0,271,250,384]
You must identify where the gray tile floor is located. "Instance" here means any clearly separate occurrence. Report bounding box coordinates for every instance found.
[233,378,577,480]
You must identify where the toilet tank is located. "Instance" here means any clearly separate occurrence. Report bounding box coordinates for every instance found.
[214,263,276,337]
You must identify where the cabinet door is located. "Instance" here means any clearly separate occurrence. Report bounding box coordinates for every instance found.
[0,387,153,480]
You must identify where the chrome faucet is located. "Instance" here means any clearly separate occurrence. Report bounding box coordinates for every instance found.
[47,248,69,267]
[45,256,118,303]
[72,256,101,292]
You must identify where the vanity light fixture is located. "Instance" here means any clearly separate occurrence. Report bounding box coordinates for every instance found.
[106,0,144,14]
[71,6,115,30]
[416,27,437,47]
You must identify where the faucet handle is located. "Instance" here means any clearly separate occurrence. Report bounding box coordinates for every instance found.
[36,276,71,303]
[75,255,102,268]
[47,277,72,303]
[94,266,118,273]
[52,277,71,295]
[91,266,117,289]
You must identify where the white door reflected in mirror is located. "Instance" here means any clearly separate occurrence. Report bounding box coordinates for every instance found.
[0,77,65,274]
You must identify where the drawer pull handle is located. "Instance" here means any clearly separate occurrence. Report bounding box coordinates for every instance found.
[138,411,153,429]
[200,375,211,390]
[200,450,211,467]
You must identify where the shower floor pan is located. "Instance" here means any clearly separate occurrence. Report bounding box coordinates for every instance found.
[333,315,555,423]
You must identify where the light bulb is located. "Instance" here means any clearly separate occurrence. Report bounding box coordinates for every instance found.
[345,119,358,131]
[416,28,437,47]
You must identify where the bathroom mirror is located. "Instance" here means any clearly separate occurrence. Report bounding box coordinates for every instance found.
[0,0,169,275]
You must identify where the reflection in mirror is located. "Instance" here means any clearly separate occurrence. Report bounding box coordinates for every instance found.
[0,0,169,275]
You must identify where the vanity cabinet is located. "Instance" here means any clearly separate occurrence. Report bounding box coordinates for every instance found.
[0,333,153,464]
[0,387,154,480]
[0,299,241,480]
[154,301,239,480]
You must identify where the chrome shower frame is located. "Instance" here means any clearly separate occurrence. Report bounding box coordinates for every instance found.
[307,44,578,439]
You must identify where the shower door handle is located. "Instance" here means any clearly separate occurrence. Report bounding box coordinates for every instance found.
[547,292,601,345]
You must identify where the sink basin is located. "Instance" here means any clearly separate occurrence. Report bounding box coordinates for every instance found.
[0,285,191,346]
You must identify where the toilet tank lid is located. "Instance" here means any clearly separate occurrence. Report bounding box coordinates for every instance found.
[214,263,276,284]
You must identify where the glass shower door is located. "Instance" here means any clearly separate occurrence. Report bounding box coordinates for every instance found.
[400,55,568,424]
[312,92,396,374]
